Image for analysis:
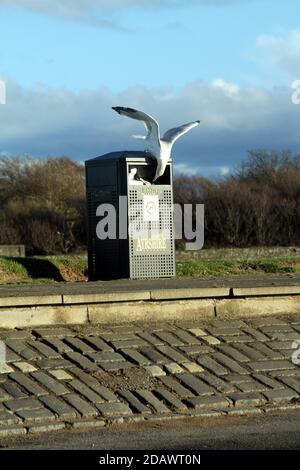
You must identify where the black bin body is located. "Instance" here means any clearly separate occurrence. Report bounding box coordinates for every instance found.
[85,151,175,280]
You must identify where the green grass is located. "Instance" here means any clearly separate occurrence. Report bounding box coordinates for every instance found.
[0,254,299,284]
[0,255,87,284]
[176,257,299,278]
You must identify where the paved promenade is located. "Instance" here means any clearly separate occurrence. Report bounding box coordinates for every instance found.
[1,275,300,329]
[1,274,300,298]
[0,313,300,437]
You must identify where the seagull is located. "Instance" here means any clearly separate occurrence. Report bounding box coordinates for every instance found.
[112,106,200,181]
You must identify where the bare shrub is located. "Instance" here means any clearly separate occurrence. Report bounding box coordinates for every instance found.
[0,156,86,254]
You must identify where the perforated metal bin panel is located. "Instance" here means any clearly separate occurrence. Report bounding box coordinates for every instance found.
[128,185,176,279]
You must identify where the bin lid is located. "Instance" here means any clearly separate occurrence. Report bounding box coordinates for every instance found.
[85,151,157,165]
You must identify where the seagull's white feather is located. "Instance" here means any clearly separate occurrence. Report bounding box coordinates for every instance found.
[162,121,200,145]
[112,106,200,181]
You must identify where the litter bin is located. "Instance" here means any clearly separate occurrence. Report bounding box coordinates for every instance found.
[85,151,176,280]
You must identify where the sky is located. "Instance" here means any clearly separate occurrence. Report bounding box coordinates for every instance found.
[0,0,300,177]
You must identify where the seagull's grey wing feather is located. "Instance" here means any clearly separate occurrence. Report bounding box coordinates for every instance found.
[162,121,200,144]
[112,106,160,142]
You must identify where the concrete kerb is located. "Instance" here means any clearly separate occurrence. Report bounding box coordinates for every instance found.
[233,286,300,297]
[62,291,150,304]
[0,305,88,329]
[0,283,300,328]
[0,295,63,308]
[150,287,230,300]
[216,295,300,319]
[88,298,216,324]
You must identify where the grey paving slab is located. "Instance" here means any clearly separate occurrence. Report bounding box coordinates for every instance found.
[250,343,284,360]
[179,345,214,355]
[151,331,184,347]
[28,422,66,434]
[0,387,12,402]
[117,390,152,415]
[263,389,299,402]
[27,340,61,359]
[233,343,266,361]
[159,376,195,398]
[9,372,48,396]
[139,347,169,364]
[135,390,171,414]
[120,349,152,366]
[211,352,250,375]
[240,326,270,342]
[1,314,300,436]
[252,373,285,390]
[228,392,266,407]
[0,426,27,437]
[5,340,41,361]
[83,336,113,352]
[40,395,78,420]
[32,327,76,338]
[96,402,133,417]
[176,373,214,396]
[277,376,300,393]
[101,361,134,372]
[69,380,105,404]
[36,358,74,370]
[154,388,188,411]
[200,372,236,394]
[5,398,44,411]
[248,360,296,372]
[186,396,230,409]
[64,352,100,372]
[63,337,96,354]
[216,344,250,363]
[43,338,73,354]
[236,380,269,393]
[86,351,125,363]
[2,381,28,399]
[110,338,149,350]
[157,346,189,363]
[196,355,228,376]
[16,408,56,423]
[31,371,69,396]
[63,394,98,417]
[0,410,21,426]
[169,329,203,345]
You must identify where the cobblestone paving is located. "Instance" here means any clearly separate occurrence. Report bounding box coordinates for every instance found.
[0,315,300,437]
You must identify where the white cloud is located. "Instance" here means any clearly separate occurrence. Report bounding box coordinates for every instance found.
[212,79,240,96]
[0,78,299,174]
[173,163,202,176]
[174,163,231,177]
[257,29,300,77]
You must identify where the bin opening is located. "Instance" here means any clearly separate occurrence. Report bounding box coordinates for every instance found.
[128,162,171,185]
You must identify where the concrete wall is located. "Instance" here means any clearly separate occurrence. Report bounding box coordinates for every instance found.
[0,245,25,257]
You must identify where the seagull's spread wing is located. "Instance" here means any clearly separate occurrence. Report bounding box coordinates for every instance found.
[112,107,160,144]
[162,121,200,145]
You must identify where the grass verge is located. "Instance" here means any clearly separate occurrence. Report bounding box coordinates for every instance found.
[0,254,299,284]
